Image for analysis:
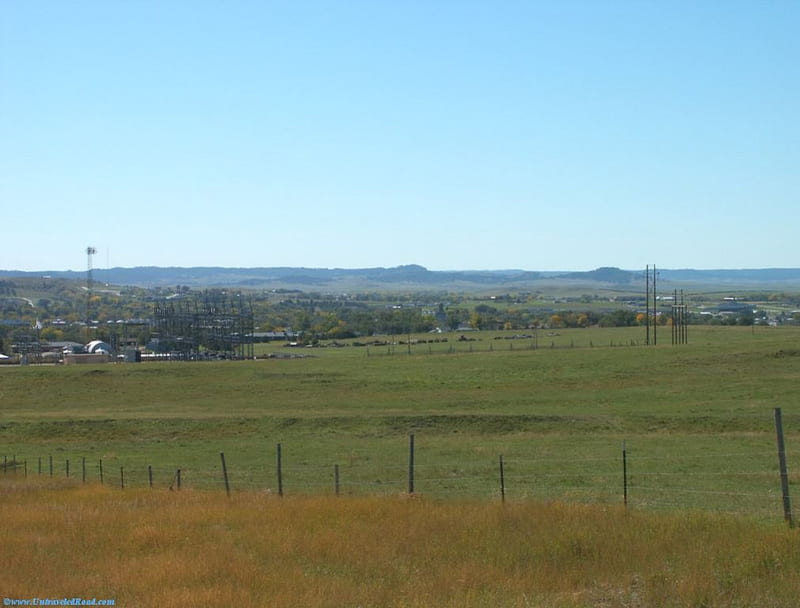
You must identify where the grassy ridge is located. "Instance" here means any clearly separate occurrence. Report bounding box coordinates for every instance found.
[2,479,800,607]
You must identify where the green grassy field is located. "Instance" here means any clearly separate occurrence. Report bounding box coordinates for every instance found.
[2,326,800,519]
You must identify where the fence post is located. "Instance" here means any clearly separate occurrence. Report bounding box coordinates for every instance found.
[170,468,181,491]
[408,434,415,494]
[334,464,340,496]
[148,465,153,489]
[220,452,230,497]
[276,444,283,497]
[774,408,794,527]
[66,459,70,478]
[120,466,125,490]
[623,440,628,507]
[2,455,6,474]
[38,456,41,475]
[82,457,86,483]
[499,455,505,503]
[49,455,53,477]
[99,459,104,485]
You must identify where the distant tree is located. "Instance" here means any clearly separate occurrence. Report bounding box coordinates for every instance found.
[469,312,483,330]
[293,311,312,335]
[40,327,64,342]
[446,309,466,331]
[599,310,637,327]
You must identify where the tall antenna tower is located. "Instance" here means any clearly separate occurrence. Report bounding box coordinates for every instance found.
[86,246,97,325]
[645,264,658,345]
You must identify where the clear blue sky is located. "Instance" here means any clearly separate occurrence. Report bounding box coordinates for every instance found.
[2,1,797,272]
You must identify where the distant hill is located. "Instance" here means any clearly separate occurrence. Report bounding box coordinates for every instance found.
[2,265,800,291]
[0,265,545,289]
[657,268,800,284]
[558,267,637,284]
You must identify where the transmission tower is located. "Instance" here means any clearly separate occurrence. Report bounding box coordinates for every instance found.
[86,246,96,325]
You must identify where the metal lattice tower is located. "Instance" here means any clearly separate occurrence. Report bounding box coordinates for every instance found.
[86,246,97,325]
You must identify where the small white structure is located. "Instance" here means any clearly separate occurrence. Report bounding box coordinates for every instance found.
[85,340,113,354]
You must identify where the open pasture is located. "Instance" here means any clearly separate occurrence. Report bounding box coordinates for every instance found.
[2,326,800,516]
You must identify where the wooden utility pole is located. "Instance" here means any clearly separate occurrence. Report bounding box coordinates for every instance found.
[774,408,794,527]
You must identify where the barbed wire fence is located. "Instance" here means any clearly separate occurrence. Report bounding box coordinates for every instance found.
[2,409,796,526]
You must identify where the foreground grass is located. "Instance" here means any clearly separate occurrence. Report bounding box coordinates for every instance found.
[2,478,800,607]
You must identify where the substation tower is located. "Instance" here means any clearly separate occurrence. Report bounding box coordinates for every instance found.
[152,292,255,360]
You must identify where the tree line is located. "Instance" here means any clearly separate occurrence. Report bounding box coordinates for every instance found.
[0,278,793,354]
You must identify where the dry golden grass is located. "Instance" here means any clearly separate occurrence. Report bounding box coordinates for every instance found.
[2,478,800,607]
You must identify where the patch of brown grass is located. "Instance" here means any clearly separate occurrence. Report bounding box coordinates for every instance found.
[2,479,799,607]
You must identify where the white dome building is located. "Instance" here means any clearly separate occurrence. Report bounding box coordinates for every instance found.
[85,340,113,354]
